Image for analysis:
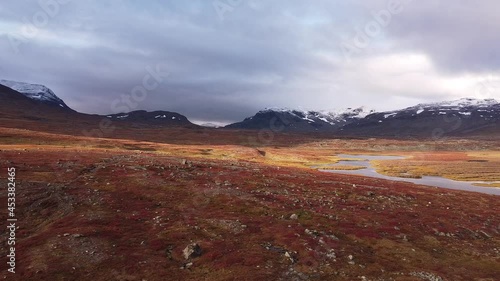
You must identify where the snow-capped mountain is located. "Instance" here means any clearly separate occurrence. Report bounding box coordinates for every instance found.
[226,98,500,136]
[1,78,498,137]
[0,79,71,109]
[340,98,500,137]
[226,107,375,132]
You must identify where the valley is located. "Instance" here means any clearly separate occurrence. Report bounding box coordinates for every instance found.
[2,1,500,280]
[0,81,499,281]
[0,125,499,280]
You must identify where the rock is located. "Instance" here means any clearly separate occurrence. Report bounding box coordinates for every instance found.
[181,159,187,165]
[304,228,319,236]
[326,249,336,259]
[410,271,444,281]
[181,262,193,269]
[347,254,355,264]
[284,251,297,263]
[165,245,174,260]
[183,243,202,260]
[72,234,84,238]
[290,214,298,220]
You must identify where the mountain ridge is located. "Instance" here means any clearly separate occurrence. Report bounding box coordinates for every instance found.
[226,107,375,132]
[226,98,500,137]
[1,79,498,137]
[0,80,197,128]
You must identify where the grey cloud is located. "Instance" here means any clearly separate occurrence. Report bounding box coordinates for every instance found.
[384,0,500,73]
[0,0,498,123]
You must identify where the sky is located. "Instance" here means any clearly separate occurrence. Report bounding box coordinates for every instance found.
[1,0,499,125]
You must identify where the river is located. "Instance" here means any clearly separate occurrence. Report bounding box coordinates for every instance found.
[319,154,500,196]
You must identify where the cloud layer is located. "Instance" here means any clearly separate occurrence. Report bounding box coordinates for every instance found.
[1,0,499,124]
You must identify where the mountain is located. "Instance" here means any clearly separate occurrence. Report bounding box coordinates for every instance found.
[0,80,72,110]
[0,83,76,121]
[0,80,197,130]
[105,110,194,127]
[1,78,498,138]
[225,98,500,137]
[339,98,500,137]
[226,107,374,132]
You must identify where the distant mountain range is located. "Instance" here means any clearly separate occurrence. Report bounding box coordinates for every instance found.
[1,79,499,137]
[227,98,500,137]
[225,107,375,132]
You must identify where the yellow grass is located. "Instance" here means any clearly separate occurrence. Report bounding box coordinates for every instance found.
[1,127,499,186]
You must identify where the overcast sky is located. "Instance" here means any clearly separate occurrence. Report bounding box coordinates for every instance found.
[1,0,499,124]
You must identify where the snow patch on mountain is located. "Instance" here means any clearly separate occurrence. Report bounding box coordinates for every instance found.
[259,106,375,125]
[375,98,499,118]
[413,98,498,109]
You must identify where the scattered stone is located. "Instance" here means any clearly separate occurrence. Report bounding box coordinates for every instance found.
[304,228,319,236]
[165,245,174,260]
[347,254,355,265]
[284,251,297,263]
[261,242,286,254]
[208,219,247,234]
[290,214,298,220]
[180,262,194,270]
[326,249,336,260]
[72,234,84,238]
[181,159,187,165]
[183,243,202,260]
[410,271,444,281]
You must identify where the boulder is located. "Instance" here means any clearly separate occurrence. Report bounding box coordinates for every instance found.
[183,243,202,260]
